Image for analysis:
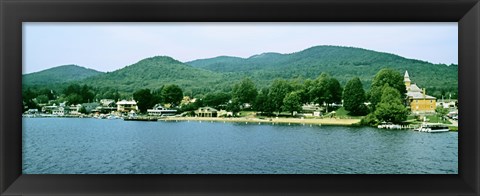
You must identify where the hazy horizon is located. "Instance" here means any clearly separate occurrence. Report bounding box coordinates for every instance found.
[23,22,458,74]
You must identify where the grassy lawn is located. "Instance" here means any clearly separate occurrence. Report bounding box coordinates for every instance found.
[237,111,257,117]
[448,126,458,131]
[427,115,452,124]
[330,107,364,119]
[249,107,364,119]
[407,115,417,120]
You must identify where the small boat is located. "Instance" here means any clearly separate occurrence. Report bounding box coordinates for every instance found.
[123,117,157,121]
[414,123,449,133]
[377,122,402,129]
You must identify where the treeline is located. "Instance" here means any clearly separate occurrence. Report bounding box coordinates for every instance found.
[132,84,183,112]
[200,68,410,125]
[22,84,121,111]
[23,68,414,125]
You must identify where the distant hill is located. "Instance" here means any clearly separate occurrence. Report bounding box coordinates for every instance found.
[23,64,103,86]
[81,56,224,94]
[187,46,458,94]
[187,53,286,72]
[23,46,458,98]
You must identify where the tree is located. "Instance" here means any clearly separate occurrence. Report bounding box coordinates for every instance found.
[161,84,183,106]
[369,68,406,111]
[203,92,231,108]
[66,93,83,105]
[309,73,331,105]
[326,77,343,106]
[436,107,448,117]
[38,88,55,100]
[299,79,315,104]
[79,105,87,114]
[133,89,155,113]
[309,73,342,112]
[152,86,165,104]
[282,91,302,116]
[374,85,409,124]
[80,85,95,103]
[232,78,258,106]
[268,79,293,114]
[226,100,241,115]
[435,107,449,122]
[63,84,95,104]
[254,88,274,115]
[343,77,368,116]
[35,95,49,104]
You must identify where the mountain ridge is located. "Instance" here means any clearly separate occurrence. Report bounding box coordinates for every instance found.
[22,45,458,98]
[23,64,104,86]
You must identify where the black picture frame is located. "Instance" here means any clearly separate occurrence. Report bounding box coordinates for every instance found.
[1,0,479,195]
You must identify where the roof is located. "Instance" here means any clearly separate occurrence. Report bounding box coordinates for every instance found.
[404,70,411,82]
[196,107,218,112]
[117,100,137,105]
[407,92,436,100]
[404,71,436,100]
[408,84,422,92]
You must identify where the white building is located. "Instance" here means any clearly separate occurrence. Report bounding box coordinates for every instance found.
[52,106,70,116]
[69,104,83,115]
[147,104,177,116]
[116,100,138,113]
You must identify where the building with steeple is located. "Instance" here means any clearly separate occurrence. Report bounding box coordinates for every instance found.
[404,70,436,113]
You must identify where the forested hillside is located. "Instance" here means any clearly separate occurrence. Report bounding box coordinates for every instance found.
[79,56,225,96]
[187,46,458,96]
[23,46,458,98]
[23,64,103,86]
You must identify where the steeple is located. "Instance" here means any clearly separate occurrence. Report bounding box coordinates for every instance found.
[404,70,410,81]
[404,70,411,90]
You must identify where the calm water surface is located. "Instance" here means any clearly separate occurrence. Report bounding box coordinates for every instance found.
[23,118,458,174]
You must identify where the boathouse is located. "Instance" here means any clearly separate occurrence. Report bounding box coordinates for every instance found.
[195,107,218,117]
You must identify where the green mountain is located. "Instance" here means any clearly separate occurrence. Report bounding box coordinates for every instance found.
[187,46,458,95]
[23,64,104,86]
[81,56,224,94]
[23,46,458,99]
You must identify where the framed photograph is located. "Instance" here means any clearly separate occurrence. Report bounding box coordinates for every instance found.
[1,0,479,195]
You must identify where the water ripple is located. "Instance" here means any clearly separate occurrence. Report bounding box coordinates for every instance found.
[23,118,458,174]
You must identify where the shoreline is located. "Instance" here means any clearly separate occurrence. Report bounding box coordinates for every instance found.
[23,115,458,131]
[159,116,361,126]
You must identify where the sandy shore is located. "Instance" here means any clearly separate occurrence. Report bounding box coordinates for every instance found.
[159,116,361,126]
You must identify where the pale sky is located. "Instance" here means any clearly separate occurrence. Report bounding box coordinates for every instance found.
[23,22,458,74]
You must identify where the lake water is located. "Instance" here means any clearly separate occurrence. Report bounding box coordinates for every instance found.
[22,118,458,174]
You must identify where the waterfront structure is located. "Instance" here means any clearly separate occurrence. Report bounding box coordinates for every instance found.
[437,99,457,109]
[96,99,117,113]
[100,99,116,106]
[195,107,218,117]
[82,103,101,113]
[218,109,234,117]
[404,71,436,113]
[41,105,58,114]
[25,109,39,114]
[52,106,70,116]
[69,104,83,115]
[147,104,177,116]
[116,100,138,113]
